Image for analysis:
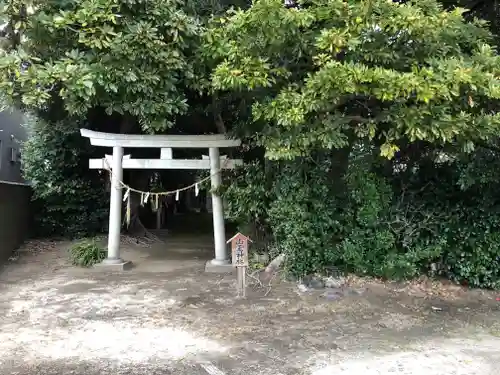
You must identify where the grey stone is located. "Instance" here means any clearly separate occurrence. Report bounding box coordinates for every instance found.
[204,261,235,273]
[309,278,325,289]
[94,260,133,271]
[303,275,325,289]
[297,284,309,292]
[346,288,364,296]
[325,276,346,289]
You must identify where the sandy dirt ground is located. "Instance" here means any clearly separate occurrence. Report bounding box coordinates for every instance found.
[1,238,500,375]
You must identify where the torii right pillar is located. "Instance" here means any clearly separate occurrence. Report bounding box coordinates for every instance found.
[205,147,233,272]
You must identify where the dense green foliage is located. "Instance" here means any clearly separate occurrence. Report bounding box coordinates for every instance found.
[206,0,500,159]
[441,0,500,44]
[216,0,500,288]
[69,238,106,267]
[0,0,202,132]
[22,117,109,237]
[225,149,500,288]
[0,0,205,238]
[2,0,500,288]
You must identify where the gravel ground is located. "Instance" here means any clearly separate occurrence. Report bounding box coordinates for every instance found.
[1,240,500,375]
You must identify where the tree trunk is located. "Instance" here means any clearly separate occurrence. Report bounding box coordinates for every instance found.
[125,170,151,235]
[212,95,227,134]
[265,253,285,273]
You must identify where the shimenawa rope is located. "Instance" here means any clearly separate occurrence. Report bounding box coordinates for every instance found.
[102,157,231,225]
[103,158,230,196]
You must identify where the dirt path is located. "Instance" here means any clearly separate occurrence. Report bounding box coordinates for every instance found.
[1,240,500,374]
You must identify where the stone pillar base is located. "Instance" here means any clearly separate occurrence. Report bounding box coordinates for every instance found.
[205,260,234,273]
[94,260,133,271]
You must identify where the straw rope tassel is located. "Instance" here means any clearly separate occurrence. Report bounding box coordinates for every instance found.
[126,192,131,227]
[123,188,130,202]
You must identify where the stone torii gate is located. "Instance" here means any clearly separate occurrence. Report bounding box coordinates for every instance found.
[80,129,242,272]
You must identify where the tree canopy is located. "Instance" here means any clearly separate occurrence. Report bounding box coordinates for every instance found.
[0,0,202,132]
[205,0,500,159]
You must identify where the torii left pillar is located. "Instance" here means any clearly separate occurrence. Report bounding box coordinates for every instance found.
[99,146,132,270]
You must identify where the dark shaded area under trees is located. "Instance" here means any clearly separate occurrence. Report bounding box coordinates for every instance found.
[1,0,500,288]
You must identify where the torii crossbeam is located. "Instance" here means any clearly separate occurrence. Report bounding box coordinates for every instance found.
[81,129,243,271]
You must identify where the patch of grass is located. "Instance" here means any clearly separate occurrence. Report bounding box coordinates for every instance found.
[69,238,106,267]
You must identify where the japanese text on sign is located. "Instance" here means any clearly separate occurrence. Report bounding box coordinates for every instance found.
[228,232,250,268]
[234,238,246,266]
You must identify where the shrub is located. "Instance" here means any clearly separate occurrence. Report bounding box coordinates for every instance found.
[223,149,500,289]
[69,238,106,267]
[440,209,500,289]
[267,161,338,277]
[22,116,109,238]
[224,158,340,277]
[223,160,274,248]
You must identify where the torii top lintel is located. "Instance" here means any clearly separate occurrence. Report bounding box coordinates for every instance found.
[80,129,241,148]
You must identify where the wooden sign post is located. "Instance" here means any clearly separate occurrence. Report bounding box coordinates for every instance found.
[227,233,251,298]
